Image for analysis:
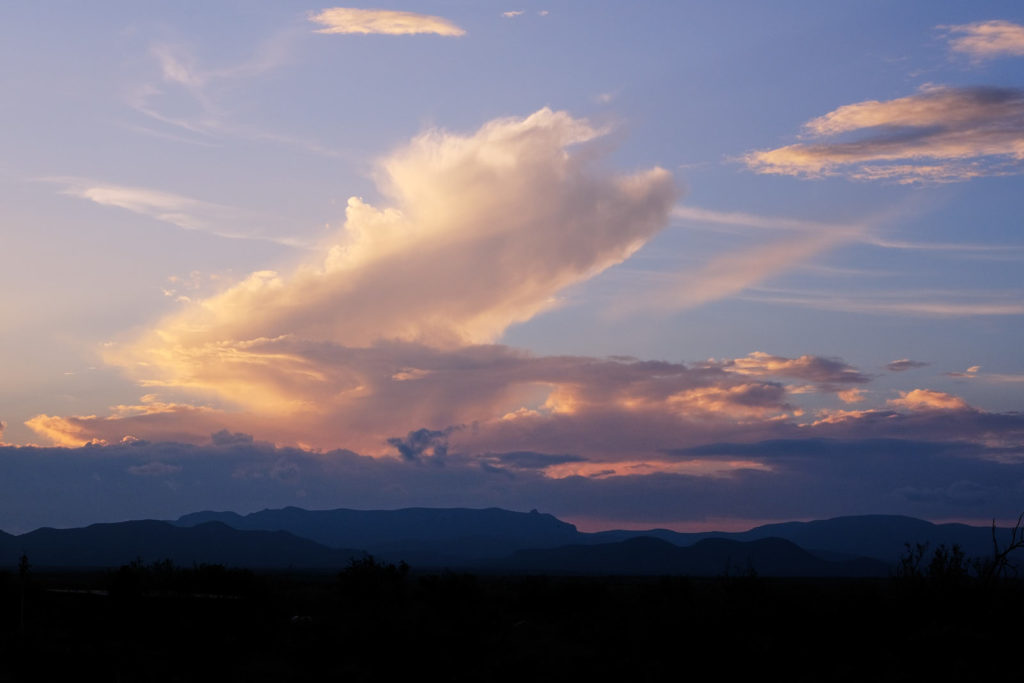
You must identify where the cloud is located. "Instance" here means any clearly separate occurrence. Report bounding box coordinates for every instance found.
[886,359,929,372]
[887,389,971,412]
[127,35,342,156]
[945,366,1024,383]
[673,204,1019,256]
[744,86,1024,182]
[25,400,231,448]
[388,427,457,462]
[127,461,183,477]
[489,451,586,470]
[703,351,870,388]
[29,344,797,455]
[309,8,466,36]
[211,429,255,446]
[838,388,866,404]
[943,20,1024,60]
[48,178,307,246]
[502,11,524,19]
[634,204,921,313]
[3,431,1024,533]
[635,231,855,312]
[742,287,1024,317]
[82,109,674,441]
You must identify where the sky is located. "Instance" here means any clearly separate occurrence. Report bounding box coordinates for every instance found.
[2,1,1024,533]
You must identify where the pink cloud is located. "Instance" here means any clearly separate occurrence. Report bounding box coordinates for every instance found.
[745,86,1024,183]
[887,389,971,412]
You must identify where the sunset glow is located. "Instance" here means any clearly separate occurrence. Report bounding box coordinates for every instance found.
[2,3,1023,533]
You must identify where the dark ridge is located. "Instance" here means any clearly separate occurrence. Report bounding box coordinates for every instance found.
[0,519,361,569]
[491,536,891,577]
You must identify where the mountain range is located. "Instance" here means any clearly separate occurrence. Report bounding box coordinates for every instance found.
[1,507,1018,577]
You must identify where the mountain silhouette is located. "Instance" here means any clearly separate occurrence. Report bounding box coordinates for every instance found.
[492,536,891,577]
[176,506,579,565]
[0,520,361,569]
[4,508,1015,574]
[176,507,1019,569]
[586,514,1019,565]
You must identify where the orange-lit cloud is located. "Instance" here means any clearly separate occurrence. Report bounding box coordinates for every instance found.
[704,351,869,388]
[541,458,773,480]
[85,109,674,439]
[309,8,466,36]
[943,20,1024,60]
[38,345,795,455]
[887,389,970,412]
[837,388,866,404]
[745,86,1024,182]
[25,400,230,448]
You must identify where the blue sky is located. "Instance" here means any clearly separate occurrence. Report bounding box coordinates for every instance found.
[1,2,1023,532]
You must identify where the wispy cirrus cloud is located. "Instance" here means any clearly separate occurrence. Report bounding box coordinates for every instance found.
[744,86,1024,183]
[128,34,344,156]
[742,287,1024,317]
[943,20,1024,60]
[309,8,465,36]
[673,204,1023,256]
[945,366,1024,383]
[618,229,857,314]
[45,177,309,247]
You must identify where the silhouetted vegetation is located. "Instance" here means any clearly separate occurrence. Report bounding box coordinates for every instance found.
[0,559,1021,681]
[895,513,1024,587]
[2,514,1024,680]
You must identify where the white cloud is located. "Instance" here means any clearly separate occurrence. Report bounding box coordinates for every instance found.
[943,20,1024,60]
[309,8,466,36]
[744,86,1024,182]
[502,11,524,19]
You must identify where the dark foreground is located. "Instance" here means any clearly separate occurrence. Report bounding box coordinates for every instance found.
[2,560,1022,682]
